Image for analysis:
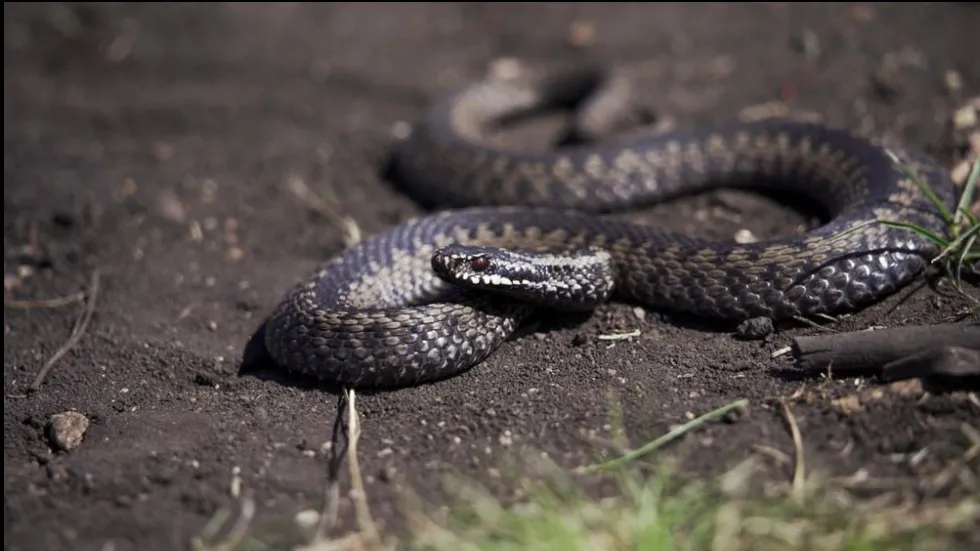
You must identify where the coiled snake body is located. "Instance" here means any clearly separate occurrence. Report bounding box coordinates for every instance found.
[262,63,958,389]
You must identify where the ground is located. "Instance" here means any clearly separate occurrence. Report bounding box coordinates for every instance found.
[3,3,979,551]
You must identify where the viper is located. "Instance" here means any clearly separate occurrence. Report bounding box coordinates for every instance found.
[259,61,958,389]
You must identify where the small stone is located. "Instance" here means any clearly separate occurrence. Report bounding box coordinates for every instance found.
[47,411,89,452]
[953,103,977,131]
[951,159,973,185]
[4,274,22,292]
[390,121,412,140]
[790,30,820,60]
[832,395,863,415]
[723,407,745,424]
[379,465,397,483]
[733,229,758,244]
[151,141,174,161]
[47,463,70,482]
[735,317,774,340]
[157,190,187,223]
[294,509,321,540]
[568,20,596,46]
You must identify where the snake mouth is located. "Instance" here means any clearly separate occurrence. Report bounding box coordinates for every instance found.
[430,244,533,290]
[430,242,617,311]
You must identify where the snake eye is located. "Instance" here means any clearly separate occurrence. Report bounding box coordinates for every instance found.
[470,256,490,272]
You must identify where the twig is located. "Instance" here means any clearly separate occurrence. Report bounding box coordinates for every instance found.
[791,314,841,333]
[881,346,980,381]
[791,323,980,374]
[287,175,363,247]
[751,444,792,467]
[4,291,86,309]
[922,432,980,498]
[313,395,349,541]
[188,487,256,551]
[779,400,806,502]
[31,270,100,391]
[596,329,641,341]
[345,389,380,544]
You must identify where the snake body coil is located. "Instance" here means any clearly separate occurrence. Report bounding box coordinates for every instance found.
[262,63,958,389]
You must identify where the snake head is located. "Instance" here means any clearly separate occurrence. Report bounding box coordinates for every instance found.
[431,243,615,311]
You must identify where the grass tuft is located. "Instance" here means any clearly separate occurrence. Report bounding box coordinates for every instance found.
[405,398,979,551]
[835,155,978,309]
[408,467,979,551]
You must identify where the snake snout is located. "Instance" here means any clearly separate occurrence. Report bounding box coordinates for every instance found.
[431,244,524,289]
[430,243,617,311]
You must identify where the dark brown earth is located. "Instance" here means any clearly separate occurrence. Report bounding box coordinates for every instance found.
[4,3,979,550]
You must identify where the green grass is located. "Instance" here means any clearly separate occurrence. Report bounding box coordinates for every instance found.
[407,462,978,551]
[402,399,978,551]
[887,153,978,306]
[193,397,980,551]
[835,154,979,309]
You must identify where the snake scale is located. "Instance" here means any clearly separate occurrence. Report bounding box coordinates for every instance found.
[260,61,959,389]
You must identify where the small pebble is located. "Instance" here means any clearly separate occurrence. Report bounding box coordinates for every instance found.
[294,510,320,540]
[953,103,976,130]
[151,141,174,162]
[568,20,596,46]
[47,411,89,452]
[944,70,964,94]
[735,317,774,340]
[734,229,758,244]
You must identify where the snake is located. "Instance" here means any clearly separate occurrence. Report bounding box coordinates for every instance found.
[259,61,959,389]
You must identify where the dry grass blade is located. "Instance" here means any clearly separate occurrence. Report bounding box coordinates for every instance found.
[346,389,380,546]
[4,290,86,309]
[31,270,100,391]
[573,399,749,474]
[780,400,806,502]
[288,175,363,247]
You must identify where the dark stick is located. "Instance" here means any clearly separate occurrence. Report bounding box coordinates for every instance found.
[881,346,980,381]
[791,322,980,374]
